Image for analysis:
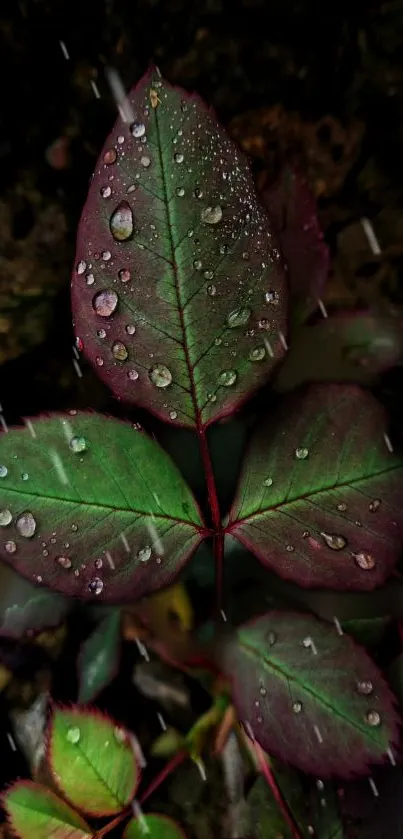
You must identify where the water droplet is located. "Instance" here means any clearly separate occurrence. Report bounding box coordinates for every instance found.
[69,436,87,454]
[140,155,151,168]
[76,260,86,275]
[131,122,146,138]
[265,290,280,305]
[0,466,8,478]
[128,369,139,381]
[102,250,111,261]
[259,686,267,696]
[119,268,131,283]
[321,532,347,551]
[207,284,217,296]
[292,701,302,714]
[174,152,184,163]
[218,370,237,387]
[357,680,373,696]
[96,356,104,367]
[302,636,312,648]
[258,318,270,330]
[21,473,29,481]
[125,324,136,335]
[94,557,103,570]
[201,206,223,225]
[88,577,103,595]
[249,347,266,362]
[295,447,309,460]
[353,551,376,570]
[56,555,72,569]
[5,541,16,553]
[92,289,118,318]
[194,187,203,198]
[176,187,185,197]
[369,499,381,512]
[169,410,177,420]
[71,524,78,532]
[104,149,117,165]
[264,477,273,487]
[0,510,12,526]
[149,363,172,388]
[267,631,277,646]
[227,308,251,328]
[137,545,152,562]
[286,544,295,552]
[219,244,228,255]
[242,251,250,260]
[337,502,347,512]
[97,328,106,339]
[100,185,112,198]
[112,341,128,362]
[114,726,127,743]
[365,710,381,727]
[110,202,134,241]
[193,259,202,271]
[66,726,81,744]
[16,512,36,539]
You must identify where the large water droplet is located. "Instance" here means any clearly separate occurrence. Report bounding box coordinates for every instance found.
[16,512,36,539]
[218,370,237,387]
[140,155,151,168]
[92,290,118,318]
[100,185,112,198]
[112,341,128,362]
[69,436,87,454]
[0,466,8,478]
[357,679,373,696]
[353,551,376,570]
[201,206,223,225]
[295,447,309,460]
[365,710,381,727]
[137,545,152,562]
[321,532,347,551]
[131,122,146,138]
[104,149,117,165]
[110,202,134,241]
[149,363,172,388]
[249,347,266,362]
[66,726,81,744]
[0,510,12,526]
[56,555,72,569]
[5,540,16,553]
[227,308,251,328]
[88,577,103,595]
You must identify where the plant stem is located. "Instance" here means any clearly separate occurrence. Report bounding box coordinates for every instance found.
[94,809,129,838]
[243,732,303,839]
[139,749,187,804]
[197,428,223,612]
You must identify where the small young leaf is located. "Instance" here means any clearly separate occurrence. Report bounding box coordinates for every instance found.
[223,611,400,777]
[124,813,187,839]
[71,68,288,430]
[247,765,310,839]
[0,592,70,639]
[0,413,204,601]
[49,706,139,816]
[77,610,121,703]
[4,780,93,839]
[261,167,329,325]
[227,384,403,590]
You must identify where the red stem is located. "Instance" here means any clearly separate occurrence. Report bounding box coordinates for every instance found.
[139,749,187,804]
[245,734,303,839]
[197,428,223,612]
[94,809,129,838]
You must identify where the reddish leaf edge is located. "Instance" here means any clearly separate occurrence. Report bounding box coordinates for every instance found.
[2,779,93,837]
[45,702,141,817]
[72,65,287,433]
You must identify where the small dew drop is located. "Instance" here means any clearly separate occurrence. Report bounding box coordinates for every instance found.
[114,726,127,743]
[207,284,217,296]
[97,328,106,339]
[88,577,103,595]
[100,185,112,198]
[92,289,118,318]
[219,244,228,255]
[249,346,266,362]
[5,540,16,553]
[264,477,273,487]
[119,268,131,283]
[102,250,111,261]
[66,726,81,744]
[227,308,251,329]
[337,502,347,512]
[76,260,86,275]
[193,259,202,271]
[369,499,381,512]
[357,680,373,696]
[56,555,72,570]
[286,544,295,552]
[0,510,12,526]
[69,436,87,454]
[218,370,237,387]
[174,152,184,163]
[16,512,36,539]
[295,447,309,460]
[267,631,277,647]
[260,686,267,697]
[125,324,136,335]
[201,206,223,225]
[149,363,172,388]
[110,202,134,242]
[94,557,103,570]
[292,701,302,714]
[140,155,151,168]
[128,369,139,381]
[194,187,203,198]
[169,410,177,420]
[96,356,104,367]
[112,341,128,362]
[131,122,146,138]
[353,551,376,570]
[0,466,8,478]
[176,187,185,197]
[137,545,152,562]
[365,710,381,727]
[265,290,280,305]
[21,473,29,481]
[321,532,347,551]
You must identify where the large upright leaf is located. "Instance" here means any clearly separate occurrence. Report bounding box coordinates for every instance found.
[0,413,204,601]
[4,781,93,839]
[227,384,403,590]
[48,706,138,816]
[71,68,287,429]
[223,611,400,777]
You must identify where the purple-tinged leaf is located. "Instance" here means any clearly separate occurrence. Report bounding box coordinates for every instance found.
[261,167,329,325]
[4,780,93,839]
[71,68,288,429]
[48,705,139,816]
[274,313,403,392]
[77,610,121,703]
[0,413,205,601]
[223,611,401,777]
[246,766,311,839]
[227,385,403,590]
[0,592,70,639]
[124,813,187,839]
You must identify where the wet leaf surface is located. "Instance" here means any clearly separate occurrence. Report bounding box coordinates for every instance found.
[124,813,187,839]
[246,766,311,839]
[4,780,93,839]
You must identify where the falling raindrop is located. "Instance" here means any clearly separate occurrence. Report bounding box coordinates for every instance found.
[110,202,134,241]
[0,510,12,526]
[369,499,381,512]
[295,447,309,460]
[365,710,381,727]
[92,290,118,318]
[227,308,251,328]
[88,577,104,595]
[131,122,146,138]
[149,363,172,388]
[357,680,373,696]
[5,541,16,553]
[104,149,117,165]
[112,341,128,362]
[218,370,237,387]
[353,551,376,570]
[137,545,152,562]
[69,436,87,454]
[249,347,266,362]
[320,532,347,551]
[201,206,223,225]
[56,555,72,570]
[292,701,302,714]
[66,726,81,744]
[16,512,36,539]
[264,477,273,487]
[118,268,131,283]
[0,466,8,478]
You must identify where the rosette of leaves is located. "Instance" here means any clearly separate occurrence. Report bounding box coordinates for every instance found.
[0,66,402,790]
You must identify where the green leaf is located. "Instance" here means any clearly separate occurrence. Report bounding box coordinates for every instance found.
[227,384,403,590]
[311,782,345,839]
[124,814,187,839]
[246,764,311,839]
[223,611,401,777]
[341,617,391,649]
[71,67,288,430]
[78,610,121,703]
[49,706,139,816]
[0,413,204,601]
[4,781,93,839]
